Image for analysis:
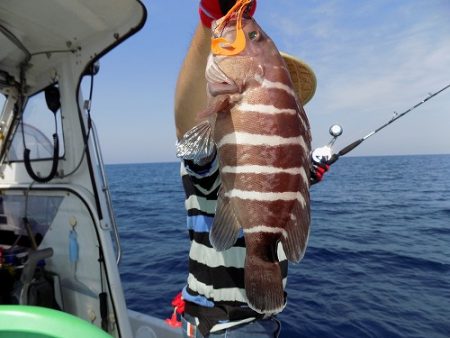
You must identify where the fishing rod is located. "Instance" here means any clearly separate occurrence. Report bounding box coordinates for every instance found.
[311,83,450,165]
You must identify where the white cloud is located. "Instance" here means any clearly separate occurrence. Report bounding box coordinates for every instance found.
[260,1,450,155]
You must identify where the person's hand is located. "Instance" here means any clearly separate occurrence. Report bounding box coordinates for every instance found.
[199,0,257,28]
[310,161,330,185]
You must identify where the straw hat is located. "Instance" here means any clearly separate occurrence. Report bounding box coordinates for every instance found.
[280,52,317,105]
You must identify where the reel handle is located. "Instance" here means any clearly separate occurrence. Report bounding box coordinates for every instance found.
[311,124,343,165]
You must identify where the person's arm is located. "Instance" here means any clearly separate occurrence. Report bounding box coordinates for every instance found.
[174,24,211,140]
[174,1,256,140]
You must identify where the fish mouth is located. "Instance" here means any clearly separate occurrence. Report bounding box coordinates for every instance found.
[206,54,239,96]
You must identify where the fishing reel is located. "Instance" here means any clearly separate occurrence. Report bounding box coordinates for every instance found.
[311,124,343,165]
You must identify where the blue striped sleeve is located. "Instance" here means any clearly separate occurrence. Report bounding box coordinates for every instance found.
[187,214,214,232]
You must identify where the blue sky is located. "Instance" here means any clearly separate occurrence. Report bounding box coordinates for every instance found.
[88,0,450,164]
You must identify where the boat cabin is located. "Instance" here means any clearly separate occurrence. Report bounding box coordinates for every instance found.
[0,1,180,337]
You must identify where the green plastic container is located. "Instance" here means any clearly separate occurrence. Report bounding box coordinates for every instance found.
[0,306,112,338]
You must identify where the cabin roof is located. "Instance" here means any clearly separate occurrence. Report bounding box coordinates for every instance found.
[0,0,146,93]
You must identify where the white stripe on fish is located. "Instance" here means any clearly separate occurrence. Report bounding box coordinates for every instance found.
[260,78,297,97]
[222,165,309,185]
[224,189,307,206]
[222,165,301,175]
[244,225,288,239]
[236,103,297,115]
[253,77,308,130]
[217,132,308,150]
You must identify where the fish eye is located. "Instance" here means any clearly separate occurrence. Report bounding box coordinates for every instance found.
[248,31,258,40]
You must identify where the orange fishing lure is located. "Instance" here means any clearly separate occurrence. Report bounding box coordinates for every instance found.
[211,0,252,56]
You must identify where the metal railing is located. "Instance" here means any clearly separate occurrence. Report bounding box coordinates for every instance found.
[91,122,122,265]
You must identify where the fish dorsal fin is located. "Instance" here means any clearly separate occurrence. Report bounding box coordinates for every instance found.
[211,0,252,56]
[176,121,216,165]
[210,190,241,251]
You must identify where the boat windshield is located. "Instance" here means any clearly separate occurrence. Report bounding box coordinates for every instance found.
[7,87,65,162]
[0,92,13,165]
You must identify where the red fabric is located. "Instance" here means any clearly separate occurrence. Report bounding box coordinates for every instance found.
[199,0,221,28]
[199,0,257,28]
[165,311,182,328]
[171,291,185,314]
[165,292,185,327]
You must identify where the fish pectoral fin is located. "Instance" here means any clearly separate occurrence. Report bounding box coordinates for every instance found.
[197,96,231,119]
[281,198,311,263]
[207,81,240,97]
[245,255,285,314]
[176,121,216,165]
[209,193,241,251]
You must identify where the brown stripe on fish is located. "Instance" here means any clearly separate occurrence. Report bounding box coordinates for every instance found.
[214,110,306,139]
[225,189,308,208]
[224,196,309,227]
[220,171,309,193]
[243,85,298,109]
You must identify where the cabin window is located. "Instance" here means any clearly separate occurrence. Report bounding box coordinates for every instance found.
[8,86,64,161]
[0,193,64,248]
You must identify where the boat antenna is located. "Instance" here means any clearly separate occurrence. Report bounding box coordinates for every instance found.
[312,83,450,165]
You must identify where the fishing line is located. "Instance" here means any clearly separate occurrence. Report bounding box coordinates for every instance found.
[313,83,450,165]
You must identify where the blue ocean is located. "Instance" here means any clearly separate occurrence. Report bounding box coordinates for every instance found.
[106,155,450,338]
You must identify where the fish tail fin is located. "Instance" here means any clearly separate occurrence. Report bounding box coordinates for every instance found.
[245,256,285,314]
[210,193,241,250]
[281,198,310,263]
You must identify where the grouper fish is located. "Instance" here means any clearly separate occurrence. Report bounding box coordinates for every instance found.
[176,0,311,314]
